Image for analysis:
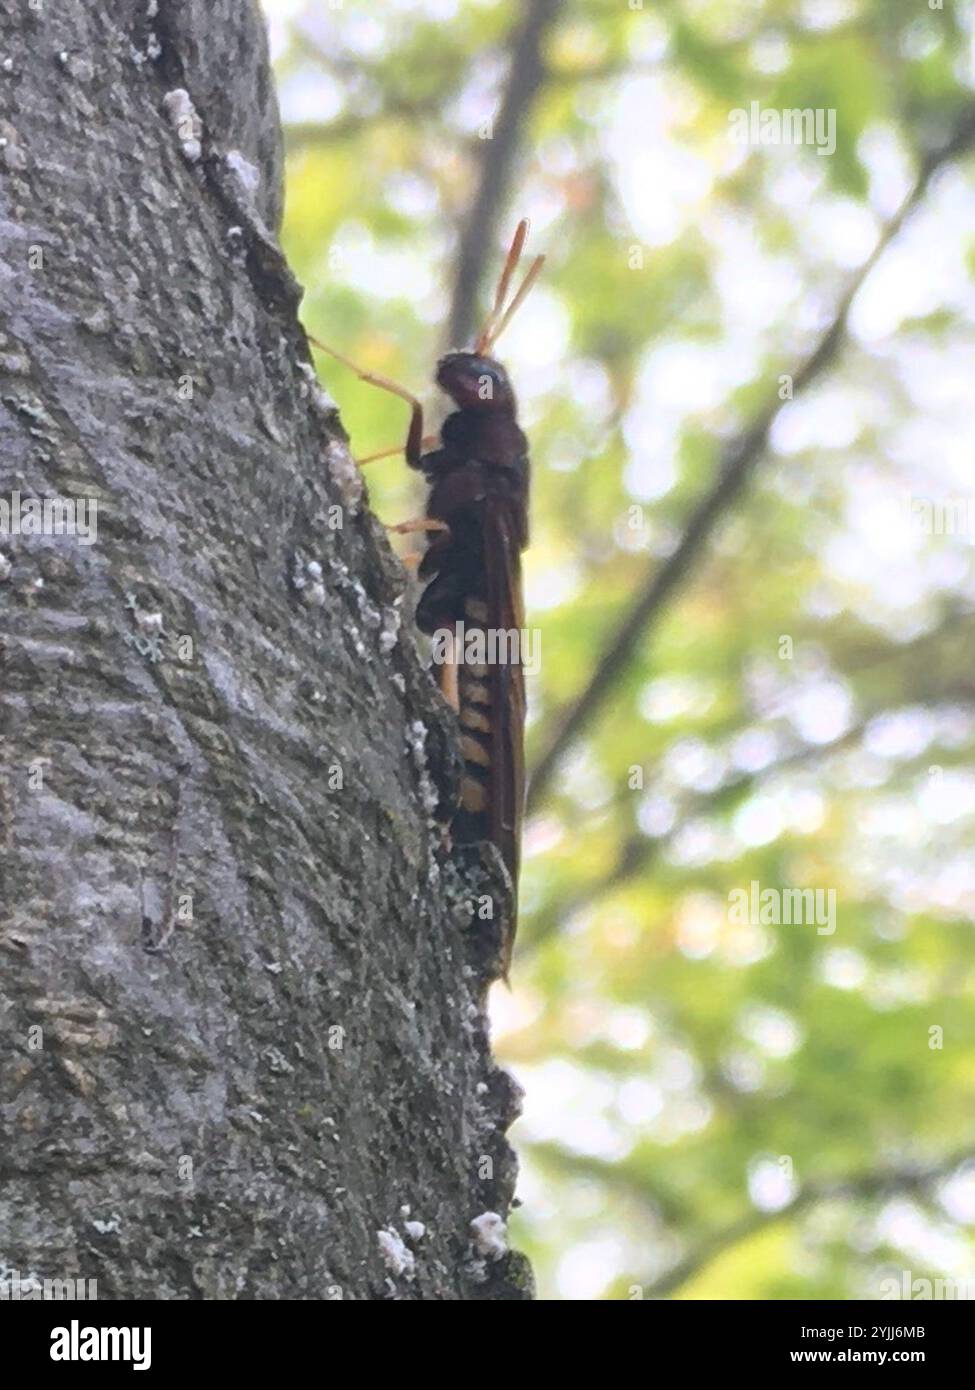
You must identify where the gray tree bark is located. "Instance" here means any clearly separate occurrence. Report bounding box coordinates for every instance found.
[0,0,530,1301]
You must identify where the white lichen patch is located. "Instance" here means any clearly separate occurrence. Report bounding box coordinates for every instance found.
[292,555,326,608]
[296,359,338,415]
[9,396,53,426]
[324,438,362,514]
[123,590,168,662]
[379,598,402,655]
[296,364,361,513]
[377,1227,415,1279]
[407,719,440,817]
[321,561,364,653]
[80,307,112,336]
[134,608,164,634]
[470,1211,508,1261]
[91,1215,121,1235]
[225,148,261,198]
[162,89,202,163]
[0,121,27,172]
[58,50,95,83]
[0,552,11,582]
[404,1220,426,1242]
[349,577,382,635]
[328,561,381,655]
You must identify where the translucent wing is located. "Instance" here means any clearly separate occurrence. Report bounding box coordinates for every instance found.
[481,490,527,974]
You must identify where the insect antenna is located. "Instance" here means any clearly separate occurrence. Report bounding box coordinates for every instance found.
[475,219,529,354]
[480,251,545,353]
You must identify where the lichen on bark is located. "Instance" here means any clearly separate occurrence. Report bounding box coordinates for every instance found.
[0,0,529,1301]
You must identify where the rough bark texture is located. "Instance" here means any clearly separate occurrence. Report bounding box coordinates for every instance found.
[0,0,530,1301]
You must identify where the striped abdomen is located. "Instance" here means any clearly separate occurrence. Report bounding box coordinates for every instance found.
[455,595,494,838]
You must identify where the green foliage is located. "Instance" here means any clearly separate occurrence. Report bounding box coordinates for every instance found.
[269,0,975,1299]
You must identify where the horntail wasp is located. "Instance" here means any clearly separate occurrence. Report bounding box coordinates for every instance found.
[309,220,544,976]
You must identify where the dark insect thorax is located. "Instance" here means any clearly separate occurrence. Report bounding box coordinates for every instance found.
[414,407,528,634]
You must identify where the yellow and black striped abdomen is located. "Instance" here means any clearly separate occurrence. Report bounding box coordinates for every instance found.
[456,596,493,831]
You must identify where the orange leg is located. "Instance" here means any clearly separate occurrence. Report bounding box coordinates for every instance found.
[358,434,439,466]
[439,631,460,712]
[307,334,425,468]
[386,518,449,537]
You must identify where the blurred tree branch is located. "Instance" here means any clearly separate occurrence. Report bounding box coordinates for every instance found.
[284,99,443,152]
[446,0,562,350]
[528,1140,975,1299]
[522,609,975,953]
[283,58,665,155]
[522,701,975,956]
[638,1146,975,1299]
[523,720,870,954]
[527,104,975,813]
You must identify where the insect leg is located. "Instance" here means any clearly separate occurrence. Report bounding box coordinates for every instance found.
[439,631,460,713]
[306,334,425,468]
[385,518,450,537]
[357,434,439,465]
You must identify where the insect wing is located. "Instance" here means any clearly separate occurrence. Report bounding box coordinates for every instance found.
[482,490,527,950]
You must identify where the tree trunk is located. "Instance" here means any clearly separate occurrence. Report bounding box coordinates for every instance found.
[0,0,529,1301]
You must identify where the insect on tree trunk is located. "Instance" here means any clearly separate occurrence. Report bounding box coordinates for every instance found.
[311,223,544,979]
